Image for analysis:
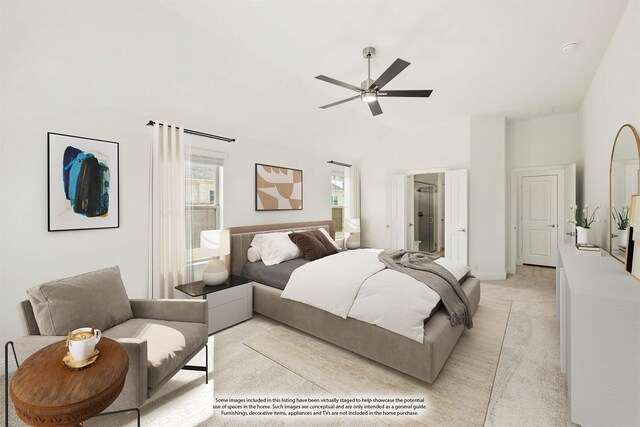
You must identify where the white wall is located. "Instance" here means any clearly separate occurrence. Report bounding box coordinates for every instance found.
[579,0,640,248]
[507,113,579,170]
[360,116,471,249]
[469,115,507,280]
[505,113,580,272]
[192,136,331,229]
[0,2,331,372]
[361,114,510,280]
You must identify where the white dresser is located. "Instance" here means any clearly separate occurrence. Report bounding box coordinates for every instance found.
[557,244,640,426]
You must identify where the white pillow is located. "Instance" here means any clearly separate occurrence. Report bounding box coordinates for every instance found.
[317,228,341,250]
[434,257,470,281]
[247,247,261,263]
[250,232,302,266]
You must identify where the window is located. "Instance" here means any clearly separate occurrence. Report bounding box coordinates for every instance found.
[186,156,222,264]
[331,173,345,237]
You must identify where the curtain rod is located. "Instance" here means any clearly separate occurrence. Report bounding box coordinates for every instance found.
[146,121,235,143]
[327,160,352,168]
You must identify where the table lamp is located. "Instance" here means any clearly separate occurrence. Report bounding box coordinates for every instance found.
[344,218,361,249]
[200,229,230,285]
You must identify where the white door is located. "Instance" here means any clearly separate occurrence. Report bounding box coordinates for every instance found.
[521,175,558,267]
[406,175,416,250]
[386,174,406,249]
[444,169,468,264]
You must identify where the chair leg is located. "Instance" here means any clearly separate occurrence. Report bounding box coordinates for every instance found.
[94,407,140,426]
[4,341,19,427]
[181,344,209,384]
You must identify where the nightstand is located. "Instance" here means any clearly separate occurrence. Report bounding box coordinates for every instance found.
[174,275,252,334]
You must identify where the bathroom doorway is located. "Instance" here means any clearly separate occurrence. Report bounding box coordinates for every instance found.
[412,173,445,254]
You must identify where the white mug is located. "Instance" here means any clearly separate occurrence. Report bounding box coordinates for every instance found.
[68,327,102,361]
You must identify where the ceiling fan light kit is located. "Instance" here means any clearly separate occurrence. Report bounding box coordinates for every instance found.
[361,92,377,103]
[315,46,433,116]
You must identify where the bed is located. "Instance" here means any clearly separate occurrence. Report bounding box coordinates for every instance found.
[226,220,480,383]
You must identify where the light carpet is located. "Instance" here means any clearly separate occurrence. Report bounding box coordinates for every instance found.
[2,268,574,426]
[482,268,577,427]
[244,297,512,426]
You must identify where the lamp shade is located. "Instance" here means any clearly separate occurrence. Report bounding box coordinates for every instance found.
[200,229,230,257]
[344,218,361,233]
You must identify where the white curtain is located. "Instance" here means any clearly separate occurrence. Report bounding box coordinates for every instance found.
[345,164,361,220]
[150,122,189,299]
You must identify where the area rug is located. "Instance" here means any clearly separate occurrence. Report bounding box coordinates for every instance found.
[244,297,512,427]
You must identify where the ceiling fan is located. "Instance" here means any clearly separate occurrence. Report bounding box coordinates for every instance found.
[315,47,433,116]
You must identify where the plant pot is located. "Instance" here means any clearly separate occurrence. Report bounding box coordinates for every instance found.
[576,226,590,245]
[618,228,628,248]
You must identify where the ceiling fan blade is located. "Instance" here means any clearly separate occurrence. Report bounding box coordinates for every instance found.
[319,95,361,109]
[369,59,410,90]
[315,75,362,92]
[368,100,383,116]
[379,90,433,98]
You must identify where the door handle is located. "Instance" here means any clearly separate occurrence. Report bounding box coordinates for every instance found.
[547,224,556,228]
[457,229,466,232]
[566,232,576,237]
[386,225,390,229]
[409,223,414,227]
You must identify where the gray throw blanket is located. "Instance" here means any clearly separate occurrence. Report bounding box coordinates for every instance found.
[378,250,473,329]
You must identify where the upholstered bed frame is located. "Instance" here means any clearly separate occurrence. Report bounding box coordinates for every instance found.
[225,220,480,383]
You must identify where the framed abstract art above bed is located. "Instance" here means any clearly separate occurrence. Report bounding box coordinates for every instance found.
[255,163,303,211]
[48,132,119,231]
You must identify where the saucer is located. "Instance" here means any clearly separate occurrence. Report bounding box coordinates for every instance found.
[62,349,100,371]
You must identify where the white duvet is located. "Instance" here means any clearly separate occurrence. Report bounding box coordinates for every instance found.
[280,249,385,318]
[280,249,464,343]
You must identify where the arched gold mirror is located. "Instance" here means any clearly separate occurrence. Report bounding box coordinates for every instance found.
[609,124,640,262]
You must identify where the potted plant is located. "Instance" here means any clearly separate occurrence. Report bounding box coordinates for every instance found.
[567,203,601,244]
[612,204,630,248]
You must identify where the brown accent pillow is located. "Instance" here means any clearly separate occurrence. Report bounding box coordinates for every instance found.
[289,231,327,261]
[311,230,339,255]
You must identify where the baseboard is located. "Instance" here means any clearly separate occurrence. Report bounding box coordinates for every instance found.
[474,271,507,281]
[0,356,18,375]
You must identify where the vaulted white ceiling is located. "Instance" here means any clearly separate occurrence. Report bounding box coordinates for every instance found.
[160,0,628,157]
[170,0,628,115]
[4,1,627,161]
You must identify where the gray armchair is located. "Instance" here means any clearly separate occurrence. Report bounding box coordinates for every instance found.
[7,267,209,425]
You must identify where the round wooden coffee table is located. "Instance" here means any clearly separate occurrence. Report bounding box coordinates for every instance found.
[9,337,128,426]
